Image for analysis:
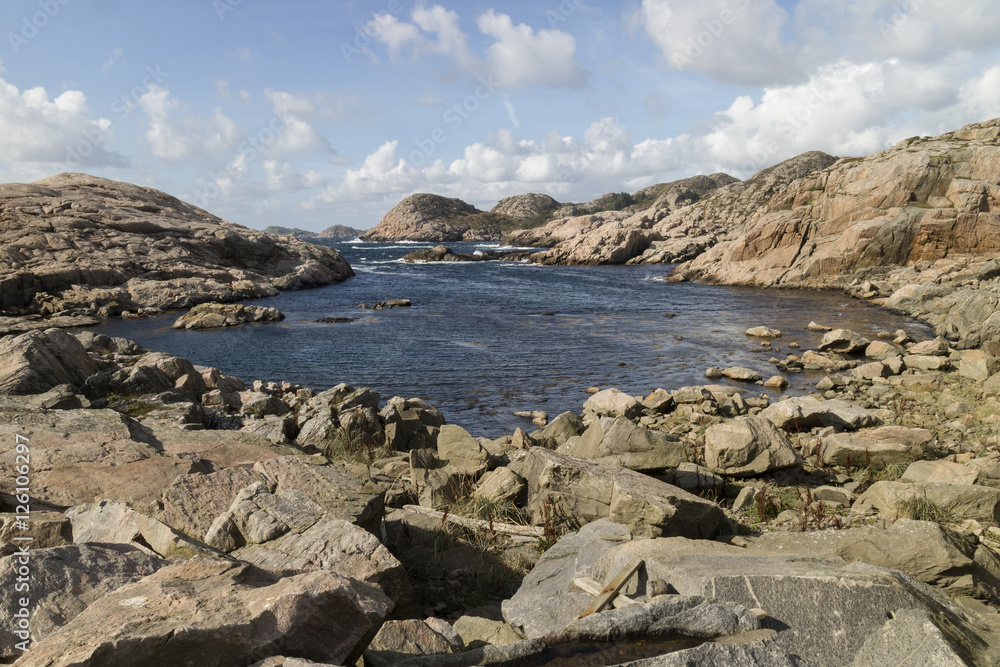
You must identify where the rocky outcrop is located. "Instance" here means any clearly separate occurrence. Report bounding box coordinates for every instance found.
[318,224,365,239]
[0,173,353,319]
[362,194,490,242]
[172,303,285,330]
[674,120,1000,292]
[490,193,560,220]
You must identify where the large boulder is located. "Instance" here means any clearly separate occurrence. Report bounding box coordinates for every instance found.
[703,416,801,477]
[820,329,872,354]
[382,397,446,451]
[821,426,932,470]
[14,558,392,667]
[0,329,100,395]
[582,388,643,419]
[501,519,635,638]
[160,467,261,540]
[0,544,166,660]
[251,456,386,535]
[512,447,724,539]
[557,417,685,473]
[760,396,880,431]
[436,424,490,478]
[232,513,418,619]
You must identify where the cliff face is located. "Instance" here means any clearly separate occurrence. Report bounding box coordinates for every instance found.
[675,121,1000,287]
[0,173,354,318]
[361,194,494,242]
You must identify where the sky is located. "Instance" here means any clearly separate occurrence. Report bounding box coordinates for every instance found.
[0,0,998,232]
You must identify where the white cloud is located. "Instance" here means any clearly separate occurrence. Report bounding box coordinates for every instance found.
[263,160,326,191]
[214,80,231,99]
[477,10,585,88]
[368,4,585,89]
[101,47,123,74]
[139,85,243,161]
[0,79,126,169]
[264,89,339,158]
[309,51,1000,215]
[640,0,804,85]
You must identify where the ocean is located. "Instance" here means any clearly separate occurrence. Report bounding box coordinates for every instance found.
[90,240,931,436]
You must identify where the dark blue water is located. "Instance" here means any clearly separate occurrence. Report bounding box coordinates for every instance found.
[90,241,931,435]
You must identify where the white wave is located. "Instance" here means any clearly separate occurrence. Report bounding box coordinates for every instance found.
[475,243,500,249]
[496,245,538,251]
[473,251,485,256]
[348,237,363,243]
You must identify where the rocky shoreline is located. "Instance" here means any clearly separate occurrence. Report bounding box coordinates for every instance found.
[2,307,1000,664]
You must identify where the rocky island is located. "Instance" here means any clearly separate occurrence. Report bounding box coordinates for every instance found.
[2,120,1000,665]
[0,173,353,336]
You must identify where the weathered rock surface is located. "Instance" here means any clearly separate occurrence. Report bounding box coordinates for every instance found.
[172,302,285,329]
[0,329,99,395]
[0,173,352,318]
[490,193,560,220]
[591,536,1000,667]
[513,447,724,539]
[760,396,880,431]
[67,501,220,558]
[854,481,1000,523]
[0,544,166,659]
[14,557,392,667]
[704,416,801,477]
[583,388,643,419]
[820,426,932,469]
[557,417,685,473]
[362,194,496,242]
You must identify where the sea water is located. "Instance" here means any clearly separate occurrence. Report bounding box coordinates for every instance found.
[91,241,931,435]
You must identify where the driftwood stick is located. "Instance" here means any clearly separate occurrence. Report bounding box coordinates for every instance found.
[573,577,639,608]
[400,505,545,538]
[576,558,644,619]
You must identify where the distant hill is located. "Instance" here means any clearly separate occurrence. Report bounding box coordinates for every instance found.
[261,226,317,239]
[317,224,365,239]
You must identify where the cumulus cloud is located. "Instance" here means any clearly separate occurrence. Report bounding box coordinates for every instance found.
[139,85,242,161]
[263,160,326,192]
[0,78,127,169]
[639,0,805,86]
[367,4,585,89]
[477,10,585,88]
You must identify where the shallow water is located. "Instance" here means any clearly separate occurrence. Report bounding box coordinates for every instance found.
[90,241,931,436]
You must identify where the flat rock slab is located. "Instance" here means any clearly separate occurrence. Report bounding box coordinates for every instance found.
[591,538,996,667]
[15,557,391,667]
[67,501,220,559]
[821,426,932,470]
[0,544,166,660]
[746,519,1000,600]
[160,467,262,540]
[514,447,724,539]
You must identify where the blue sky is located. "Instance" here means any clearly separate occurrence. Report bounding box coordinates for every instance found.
[1,0,998,231]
